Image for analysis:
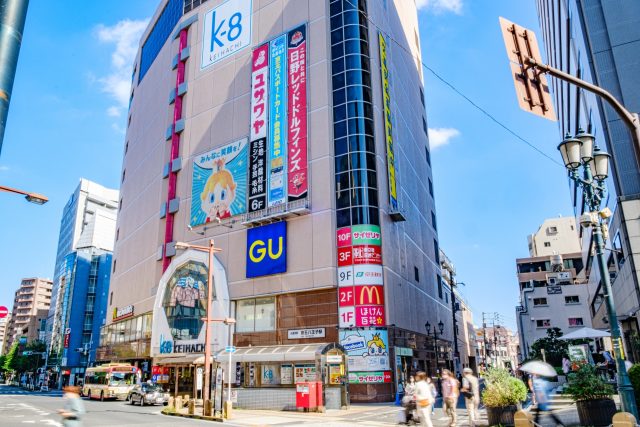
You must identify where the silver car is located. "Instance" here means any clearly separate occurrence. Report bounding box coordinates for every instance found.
[127,383,169,406]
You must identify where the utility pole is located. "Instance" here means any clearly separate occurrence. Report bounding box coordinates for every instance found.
[440,251,460,374]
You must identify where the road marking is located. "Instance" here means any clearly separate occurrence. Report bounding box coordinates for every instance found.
[21,421,35,424]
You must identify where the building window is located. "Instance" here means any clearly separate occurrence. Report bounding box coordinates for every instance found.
[236,297,276,333]
[425,146,431,166]
[536,319,551,328]
[112,260,116,273]
[543,242,551,247]
[548,226,558,233]
[139,0,183,83]
[565,295,580,304]
[613,233,625,268]
[568,317,584,327]
[431,211,437,231]
[122,169,126,183]
[116,228,120,241]
[419,87,425,107]
[533,298,548,306]
[437,274,443,299]
[414,266,419,282]
[422,117,428,136]
[125,141,129,155]
[433,239,440,264]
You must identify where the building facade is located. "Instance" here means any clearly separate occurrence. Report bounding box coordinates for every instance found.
[535,0,640,361]
[482,326,519,370]
[455,292,477,373]
[0,314,10,355]
[527,217,581,257]
[5,278,52,350]
[104,0,445,405]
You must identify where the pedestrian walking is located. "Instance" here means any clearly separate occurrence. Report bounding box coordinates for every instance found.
[531,375,565,426]
[401,376,417,425]
[441,369,459,427]
[562,356,571,376]
[461,368,480,427]
[415,372,435,427]
[426,376,437,415]
[58,385,85,426]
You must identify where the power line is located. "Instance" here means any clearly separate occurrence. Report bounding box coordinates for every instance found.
[341,0,564,167]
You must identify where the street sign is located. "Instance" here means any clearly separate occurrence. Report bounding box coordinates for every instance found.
[225,346,236,353]
[499,17,556,121]
[0,306,8,319]
[23,351,32,356]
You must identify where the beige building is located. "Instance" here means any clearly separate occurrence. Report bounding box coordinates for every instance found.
[455,292,477,372]
[482,326,519,369]
[103,0,445,406]
[6,278,52,349]
[527,216,581,257]
[0,315,10,355]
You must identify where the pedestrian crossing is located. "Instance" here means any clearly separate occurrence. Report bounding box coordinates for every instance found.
[0,388,62,397]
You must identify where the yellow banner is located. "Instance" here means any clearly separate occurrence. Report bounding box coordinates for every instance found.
[378,32,398,210]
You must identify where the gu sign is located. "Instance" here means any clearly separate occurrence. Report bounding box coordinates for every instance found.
[201,0,253,69]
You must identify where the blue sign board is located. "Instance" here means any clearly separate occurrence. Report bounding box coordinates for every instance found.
[246,221,287,278]
[267,34,287,207]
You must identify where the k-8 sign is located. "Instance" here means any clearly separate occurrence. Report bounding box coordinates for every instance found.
[202,0,252,69]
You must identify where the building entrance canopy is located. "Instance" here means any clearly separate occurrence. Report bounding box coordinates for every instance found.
[215,343,344,363]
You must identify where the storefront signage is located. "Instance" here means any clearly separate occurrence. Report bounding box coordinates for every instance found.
[286,24,308,202]
[246,221,287,278]
[201,0,252,69]
[248,137,268,212]
[338,246,353,266]
[356,285,384,306]
[268,34,288,207]
[288,328,325,339]
[547,285,562,294]
[348,371,392,384]
[63,329,71,349]
[113,305,134,321]
[337,227,352,247]
[248,43,269,213]
[339,288,355,307]
[261,364,281,385]
[339,306,355,327]
[190,138,248,227]
[281,365,293,384]
[354,264,384,285]
[352,245,382,265]
[355,305,385,327]
[337,266,354,287]
[339,329,390,376]
[378,32,398,211]
[395,347,413,357]
[294,365,316,383]
[351,225,382,246]
[326,355,343,363]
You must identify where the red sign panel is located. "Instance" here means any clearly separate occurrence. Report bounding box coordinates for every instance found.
[355,305,385,327]
[287,24,308,201]
[63,333,70,349]
[352,245,382,265]
[337,247,353,267]
[338,287,355,307]
[337,227,351,247]
[355,285,385,305]
[250,43,269,141]
[0,306,8,319]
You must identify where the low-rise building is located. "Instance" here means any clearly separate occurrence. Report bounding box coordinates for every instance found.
[6,278,52,349]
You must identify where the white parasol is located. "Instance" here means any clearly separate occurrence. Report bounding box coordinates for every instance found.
[558,327,611,340]
[519,360,557,377]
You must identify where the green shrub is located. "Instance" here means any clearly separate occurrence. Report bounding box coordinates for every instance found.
[481,368,528,408]
[565,363,614,401]
[629,363,640,406]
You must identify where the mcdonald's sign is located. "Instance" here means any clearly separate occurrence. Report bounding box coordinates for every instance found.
[355,285,384,306]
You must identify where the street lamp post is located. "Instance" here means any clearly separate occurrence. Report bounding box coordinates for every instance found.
[557,131,638,418]
[425,320,444,375]
[0,184,48,204]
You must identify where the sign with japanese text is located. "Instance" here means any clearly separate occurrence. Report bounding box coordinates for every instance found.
[354,264,384,285]
[378,32,398,211]
[336,227,352,247]
[286,24,308,201]
[268,34,287,207]
[287,328,325,339]
[339,329,390,377]
[248,137,267,212]
[337,246,353,267]
[352,225,381,246]
[250,44,269,141]
[191,138,248,227]
[246,221,287,278]
[352,245,382,265]
[355,305,385,327]
[348,371,392,384]
[201,0,252,69]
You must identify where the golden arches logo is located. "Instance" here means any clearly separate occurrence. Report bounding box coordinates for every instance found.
[357,285,383,305]
[249,237,284,263]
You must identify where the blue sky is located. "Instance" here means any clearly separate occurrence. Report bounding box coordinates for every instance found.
[0,0,574,331]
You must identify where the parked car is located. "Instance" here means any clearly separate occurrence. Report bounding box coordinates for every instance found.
[127,383,169,406]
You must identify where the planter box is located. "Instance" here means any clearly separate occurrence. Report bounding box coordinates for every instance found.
[486,405,518,426]
[576,398,616,427]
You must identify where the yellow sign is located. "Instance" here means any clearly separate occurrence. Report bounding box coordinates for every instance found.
[378,32,398,211]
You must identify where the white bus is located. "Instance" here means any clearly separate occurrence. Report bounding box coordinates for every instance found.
[82,363,139,401]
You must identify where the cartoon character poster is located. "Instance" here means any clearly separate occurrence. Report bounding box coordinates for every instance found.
[339,328,390,373]
[191,138,248,227]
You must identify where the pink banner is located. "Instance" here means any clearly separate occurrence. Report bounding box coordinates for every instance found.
[287,24,308,201]
[250,44,269,141]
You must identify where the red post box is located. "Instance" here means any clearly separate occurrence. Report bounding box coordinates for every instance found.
[314,381,323,408]
[296,382,317,410]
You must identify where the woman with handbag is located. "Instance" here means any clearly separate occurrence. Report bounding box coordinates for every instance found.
[414,372,435,427]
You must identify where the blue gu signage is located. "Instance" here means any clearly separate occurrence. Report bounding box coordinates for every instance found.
[246,221,287,278]
[201,0,253,69]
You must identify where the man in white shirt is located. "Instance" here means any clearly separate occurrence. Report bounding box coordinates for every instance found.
[461,368,480,427]
[414,371,434,427]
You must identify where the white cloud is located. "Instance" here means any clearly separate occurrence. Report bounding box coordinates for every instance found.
[428,127,460,149]
[0,165,9,172]
[94,19,148,118]
[416,0,463,14]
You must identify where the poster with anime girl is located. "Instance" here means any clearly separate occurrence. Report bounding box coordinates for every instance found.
[190,138,248,227]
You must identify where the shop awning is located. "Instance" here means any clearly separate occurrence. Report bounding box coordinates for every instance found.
[155,354,203,365]
[215,343,341,363]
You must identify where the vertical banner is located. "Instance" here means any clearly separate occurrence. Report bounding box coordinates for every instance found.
[286,24,308,202]
[249,44,269,212]
[378,32,398,211]
[268,34,288,207]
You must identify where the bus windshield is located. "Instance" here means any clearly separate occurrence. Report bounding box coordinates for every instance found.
[109,372,136,386]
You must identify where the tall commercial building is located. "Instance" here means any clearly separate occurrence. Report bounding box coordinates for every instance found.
[5,278,52,350]
[103,0,446,405]
[535,0,640,361]
[516,217,596,360]
[45,179,118,384]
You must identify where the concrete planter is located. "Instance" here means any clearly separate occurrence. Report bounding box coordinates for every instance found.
[576,398,616,427]
[486,405,518,426]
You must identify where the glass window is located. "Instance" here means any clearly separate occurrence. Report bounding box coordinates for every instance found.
[437,275,443,299]
[333,72,345,89]
[533,298,548,306]
[139,0,182,83]
[330,14,342,29]
[536,319,551,328]
[336,208,351,227]
[565,295,580,304]
[349,135,375,153]
[568,317,583,327]
[335,136,348,155]
[331,29,344,45]
[335,154,349,173]
[333,88,346,106]
[343,25,360,40]
[331,57,345,74]
[333,120,347,139]
[334,106,347,123]
[236,299,256,333]
[428,179,434,197]
[335,172,350,192]
[254,297,276,331]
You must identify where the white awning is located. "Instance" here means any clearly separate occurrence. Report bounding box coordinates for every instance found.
[155,354,203,365]
[215,343,340,363]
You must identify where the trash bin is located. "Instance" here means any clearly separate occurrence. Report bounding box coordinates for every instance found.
[296,382,317,410]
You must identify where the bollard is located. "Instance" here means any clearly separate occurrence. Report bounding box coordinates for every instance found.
[224,400,233,419]
[168,396,174,408]
[612,412,637,427]
[203,399,211,416]
[175,396,183,410]
[188,399,195,415]
[514,410,533,427]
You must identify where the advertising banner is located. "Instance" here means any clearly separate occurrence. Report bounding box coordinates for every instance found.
[352,245,382,265]
[352,225,381,246]
[246,221,287,278]
[337,246,353,267]
[250,44,269,141]
[348,371,392,384]
[248,137,267,212]
[201,0,252,69]
[354,264,384,285]
[339,287,355,307]
[378,32,398,211]
[190,138,248,227]
[339,329,390,377]
[337,227,352,247]
[355,285,385,306]
[286,24,308,201]
[268,34,288,207]
[355,305,385,327]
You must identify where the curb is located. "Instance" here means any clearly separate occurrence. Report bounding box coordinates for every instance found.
[162,409,225,422]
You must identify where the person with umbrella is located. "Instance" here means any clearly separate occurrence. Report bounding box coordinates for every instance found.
[520,361,565,426]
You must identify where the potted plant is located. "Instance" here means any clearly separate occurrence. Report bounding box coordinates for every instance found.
[565,363,616,426]
[482,368,528,426]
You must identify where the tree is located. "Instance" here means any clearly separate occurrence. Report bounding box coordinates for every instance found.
[530,327,569,367]
[3,342,19,371]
